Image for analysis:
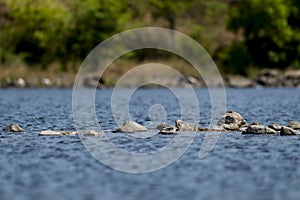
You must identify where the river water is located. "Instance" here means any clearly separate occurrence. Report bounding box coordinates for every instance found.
[0,88,300,200]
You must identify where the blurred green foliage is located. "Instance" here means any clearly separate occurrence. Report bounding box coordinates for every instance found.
[222,0,300,74]
[0,0,300,74]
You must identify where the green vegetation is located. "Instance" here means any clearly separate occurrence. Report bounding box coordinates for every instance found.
[0,0,300,78]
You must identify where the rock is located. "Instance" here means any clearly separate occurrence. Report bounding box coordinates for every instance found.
[80,130,101,137]
[283,70,300,87]
[197,127,224,132]
[226,75,256,88]
[15,78,26,87]
[83,75,105,88]
[113,120,148,133]
[157,124,177,134]
[280,126,299,136]
[268,123,282,131]
[175,120,197,131]
[257,69,283,87]
[156,123,177,134]
[41,78,52,87]
[39,130,77,136]
[215,110,247,131]
[242,124,277,135]
[287,121,300,130]
[2,124,24,132]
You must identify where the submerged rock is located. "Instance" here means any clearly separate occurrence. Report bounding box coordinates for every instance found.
[287,121,300,130]
[39,130,77,136]
[156,123,177,134]
[268,123,282,132]
[215,110,247,131]
[175,120,197,131]
[242,124,277,135]
[113,120,148,133]
[280,126,299,136]
[2,124,24,132]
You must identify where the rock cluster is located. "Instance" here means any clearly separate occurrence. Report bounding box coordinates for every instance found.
[2,111,299,137]
[257,69,300,87]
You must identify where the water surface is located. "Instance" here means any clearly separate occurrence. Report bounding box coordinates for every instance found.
[0,88,300,200]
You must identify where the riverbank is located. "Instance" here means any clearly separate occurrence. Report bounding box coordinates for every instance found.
[1,67,300,88]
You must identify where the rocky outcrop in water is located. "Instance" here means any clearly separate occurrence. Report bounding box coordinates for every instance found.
[2,124,24,132]
[214,110,247,131]
[242,123,277,135]
[113,120,148,133]
[280,126,299,136]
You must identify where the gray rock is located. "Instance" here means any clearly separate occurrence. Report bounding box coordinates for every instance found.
[215,110,247,131]
[280,126,299,136]
[268,123,282,131]
[242,124,277,135]
[38,130,78,136]
[113,120,148,133]
[287,121,300,130]
[175,120,197,131]
[2,124,24,132]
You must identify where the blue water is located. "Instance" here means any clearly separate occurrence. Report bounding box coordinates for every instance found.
[0,88,300,200]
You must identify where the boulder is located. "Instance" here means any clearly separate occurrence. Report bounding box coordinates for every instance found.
[268,123,282,131]
[283,70,300,87]
[175,120,197,131]
[242,124,277,135]
[280,126,299,136]
[156,123,177,134]
[2,124,24,132]
[39,130,77,136]
[287,121,300,130]
[113,120,148,133]
[257,69,283,87]
[215,110,247,131]
[226,75,256,88]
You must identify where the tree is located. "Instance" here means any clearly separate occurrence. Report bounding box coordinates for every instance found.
[227,0,300,69]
